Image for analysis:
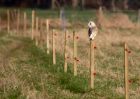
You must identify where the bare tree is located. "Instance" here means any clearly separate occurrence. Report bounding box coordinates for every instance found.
[97,0,103,7]
[37,0,41,6]
[72,0,79,8]
[52,0,55,9]
[111,0,116,11]
[81,0,85,9]
[124,0,128,9]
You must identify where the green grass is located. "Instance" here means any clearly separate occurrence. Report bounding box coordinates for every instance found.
[0,31,126,99]
[0,32,90,98]
[22,37,89,93]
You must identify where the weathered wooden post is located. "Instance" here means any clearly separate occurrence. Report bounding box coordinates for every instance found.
[137,9,140,27]
[17,10,20,34]
[37,18,41,45]
[40,19,44,47]
[90,41,95,89]
[32,10,35,40]
[37,18,42,47]
[46,19,50,54]
[35,17,39,46]
[124,42,129,99]
[52,29,56,65]
[88,21,98,89]
[73,31,77,76]
[0,16,1,31]
[7,9,10,33]
[64,30,68,72]
[23,12,27,36]
[16,10,20,35]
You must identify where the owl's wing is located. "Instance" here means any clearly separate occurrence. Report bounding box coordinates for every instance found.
[92,27,98,39]
[88,28,93,37]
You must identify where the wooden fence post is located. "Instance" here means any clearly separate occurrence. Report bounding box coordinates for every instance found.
[7,10,10,33]
[0,16,1,31]
[73,31,77,76]
[16,10,20,35]
[32,10,35,40]
[40,19,44,47]
[137,9,140,26]
[64,30,67,72]
[124,43,129,99]
[90,40,95,89]
[37,18,40,45]
[35,17,39,46]
[46,19,50,54]
[52,29,56,65]
[23,12,27,36]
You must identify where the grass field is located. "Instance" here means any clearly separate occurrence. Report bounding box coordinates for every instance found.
[0,8,140,99]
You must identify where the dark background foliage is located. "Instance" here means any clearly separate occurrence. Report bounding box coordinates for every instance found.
[0,0,139,10]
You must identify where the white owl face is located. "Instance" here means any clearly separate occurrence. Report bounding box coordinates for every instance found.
[88,21,96,28]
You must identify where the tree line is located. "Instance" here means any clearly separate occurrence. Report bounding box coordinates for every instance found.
[0,0,139,10]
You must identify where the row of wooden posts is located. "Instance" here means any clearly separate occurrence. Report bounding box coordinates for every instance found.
[6,9,27,36]
[0,9,131,99]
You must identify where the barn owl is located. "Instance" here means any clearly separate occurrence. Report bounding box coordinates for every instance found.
[88,21,98,40]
